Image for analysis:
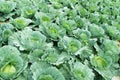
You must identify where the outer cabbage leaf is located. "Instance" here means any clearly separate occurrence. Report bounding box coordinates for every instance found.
[102,39,120,55]
[30,62,65,80]
[101,39,120,62]
[0,12,16,21]
[37,2,49,12]
[74,46,93,60]
[89,24,105,37]
[8,28,46,51]
[28,49,44,62]
[102,24,120,40]
[13,0,33,8]
[95,68,120,80]
[51,1,63,9]
[112,21,120,31]
[0,46,25,79]
[15,67,33,80]
[104,51,119,63]
[59,63,71,80]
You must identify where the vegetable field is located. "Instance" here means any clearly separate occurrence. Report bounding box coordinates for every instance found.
[0,0,120,80]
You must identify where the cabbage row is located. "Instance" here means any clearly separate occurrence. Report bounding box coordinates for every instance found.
[0,0,120,80]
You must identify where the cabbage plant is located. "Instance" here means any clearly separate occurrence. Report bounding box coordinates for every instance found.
[0,46,26,79]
